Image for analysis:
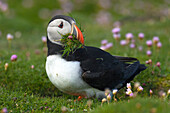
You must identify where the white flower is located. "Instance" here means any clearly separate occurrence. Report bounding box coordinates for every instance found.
[126,83,131,89]
[137,86,143,92]
[134,82,140,89]
[61,106,68,112]
[41,36,47,43]
[161,92,166,97]
[4,63,8,71]
[126,88,132,95]
[102,98,107,103]
[112,89,118,95]
[167,89,170,95]
[150,89,153,95]
[7,33,14,40]
[107,94,111,101]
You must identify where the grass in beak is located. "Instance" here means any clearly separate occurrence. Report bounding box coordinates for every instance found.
[60,34,84,57]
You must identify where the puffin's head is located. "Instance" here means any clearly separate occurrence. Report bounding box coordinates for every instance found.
[47,15,84,45]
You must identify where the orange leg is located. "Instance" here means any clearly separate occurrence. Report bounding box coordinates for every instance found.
[74,96,84,102]
[78,96,83,101]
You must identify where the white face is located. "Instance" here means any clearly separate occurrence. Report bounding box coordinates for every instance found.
[47,19,72,45]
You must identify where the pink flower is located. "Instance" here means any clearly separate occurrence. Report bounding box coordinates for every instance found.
[142,83,146,86]
[68,35,73,39]
[129,92,134,98]
[156,62,161,67]
[148,59,152,63]
[131,39,135,43]
[11,55,17,62]
[101,41,113,50]
[101,40,108,45]
[150,89,153,95]
[145,60,149,64]
[105,43,113,49]
[146,50,152,56]
[137,86,143,92]
[146,40,152,47]
[125,33,133,40]
[138,33,144,40]
[120,40,126,46]
[153,36,159,44]
[138,46,143,51]
[157,42,162,49]
[1,3,8,11]
[100,46,107,50]
[41,36,47,43]
[31,65,34,69]
[113,34,121,40]
[1,108,8,113]
[146,59,152,65]
[107,94,111,101]
[35,49,41,55]
[112,27,120,34]
[130,43,135,48]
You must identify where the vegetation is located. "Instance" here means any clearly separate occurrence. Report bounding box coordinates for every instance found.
[0,0,169,112]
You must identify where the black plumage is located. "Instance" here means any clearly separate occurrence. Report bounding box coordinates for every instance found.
[48,15,75,25]
[47,40,147,91]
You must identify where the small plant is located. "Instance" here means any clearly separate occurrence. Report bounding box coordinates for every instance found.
[60,34,84,57]
[6,33,14,49]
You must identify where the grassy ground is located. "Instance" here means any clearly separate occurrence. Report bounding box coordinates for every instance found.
[0,0,170,112]
[91,97,169,113]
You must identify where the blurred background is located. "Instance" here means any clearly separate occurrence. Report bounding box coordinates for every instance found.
[0,0,170,50]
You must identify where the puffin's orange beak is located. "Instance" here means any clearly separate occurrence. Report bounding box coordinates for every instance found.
[71,23,84,45]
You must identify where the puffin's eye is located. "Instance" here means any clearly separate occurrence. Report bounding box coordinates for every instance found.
[58,21,63,28]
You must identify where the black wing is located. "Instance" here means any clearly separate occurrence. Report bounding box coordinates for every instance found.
[66,46,146,91]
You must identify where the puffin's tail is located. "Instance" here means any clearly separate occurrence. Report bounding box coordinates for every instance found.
[113,56,147,89]
[124,62,147,83]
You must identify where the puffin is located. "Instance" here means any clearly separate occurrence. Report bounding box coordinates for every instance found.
[46,15,146,99]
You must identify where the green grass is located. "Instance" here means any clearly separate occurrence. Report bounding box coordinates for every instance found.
[0,0,170,112]
[91,97,169,113]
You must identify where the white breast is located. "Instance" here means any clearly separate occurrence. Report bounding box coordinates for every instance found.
[46,55,104,98]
